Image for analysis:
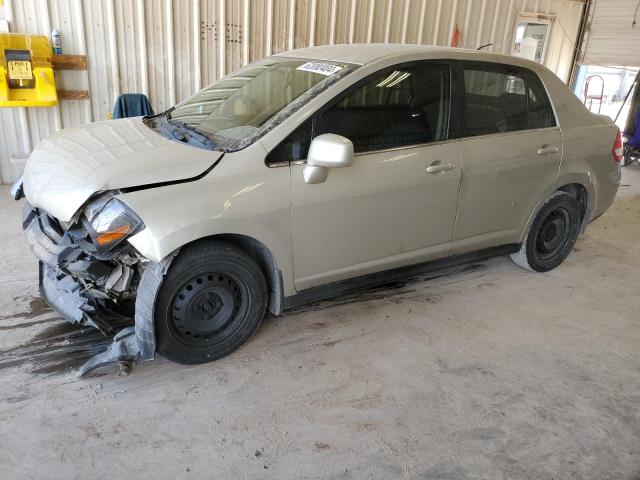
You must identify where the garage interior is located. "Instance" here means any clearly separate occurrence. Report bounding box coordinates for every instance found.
[1,0,639,478]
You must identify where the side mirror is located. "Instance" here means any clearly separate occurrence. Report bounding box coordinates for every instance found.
[303,134,354,184]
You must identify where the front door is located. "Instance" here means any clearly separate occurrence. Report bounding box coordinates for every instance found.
[289,62,462,290]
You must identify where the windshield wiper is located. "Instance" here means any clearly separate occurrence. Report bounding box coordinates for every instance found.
[156,115,216,150]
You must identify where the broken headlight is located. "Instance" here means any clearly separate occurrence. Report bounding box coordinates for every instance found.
[83,194,144,254]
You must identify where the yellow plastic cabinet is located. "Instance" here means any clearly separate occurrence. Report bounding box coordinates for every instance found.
[0,33,58,107]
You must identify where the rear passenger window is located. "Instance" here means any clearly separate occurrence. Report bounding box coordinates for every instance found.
[462,68,528,136]
[315,63,450,154]
[527,72,556,129]
[461,65,557,137]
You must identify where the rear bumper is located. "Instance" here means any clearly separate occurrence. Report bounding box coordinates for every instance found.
[591,170,620,224]
[590,193,617,224]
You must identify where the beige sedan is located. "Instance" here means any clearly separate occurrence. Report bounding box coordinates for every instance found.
[15,44,622,375]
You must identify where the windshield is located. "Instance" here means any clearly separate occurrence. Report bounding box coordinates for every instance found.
[161,57,358,152]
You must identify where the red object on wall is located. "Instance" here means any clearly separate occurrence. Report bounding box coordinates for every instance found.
[450,24,462,47]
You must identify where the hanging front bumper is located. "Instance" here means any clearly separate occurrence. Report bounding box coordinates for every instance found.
[22,202,164,376]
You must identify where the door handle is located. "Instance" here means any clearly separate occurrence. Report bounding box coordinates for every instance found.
[426,162,455,174]
[537,145,559,156]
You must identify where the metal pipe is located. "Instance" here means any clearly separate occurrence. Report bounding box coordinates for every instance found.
[349,0,356,43]
[288,0,295,50]
[329,0,337,45]
[432,0,443,45]
[265,0,273,56]
[218,0,225,78]
[136,0,149,96]
[165,0,175,105]
[488,0,501,52]
[309,0,317,46]
[418,0,427,44]
[73,0,93,122]
[384,0,393,43]
[106,0,120,100]
[401,0,410,43]
[367,0,375,43]
[193,0,201,91]
[448,0,459,46]
[243,0,249,64]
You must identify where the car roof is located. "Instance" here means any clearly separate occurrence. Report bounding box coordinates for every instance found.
[275,43,466,65]
[274,43,545,72]
[268,44,603,148]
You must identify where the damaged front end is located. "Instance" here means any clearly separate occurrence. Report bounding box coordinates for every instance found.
[22,193,169,377]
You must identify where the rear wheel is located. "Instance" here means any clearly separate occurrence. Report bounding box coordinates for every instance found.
[510,191,582,272]
[155,240,267,364]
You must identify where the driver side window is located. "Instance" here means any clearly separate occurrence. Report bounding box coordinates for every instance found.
[315,63,451,154]
[265,118,313,166]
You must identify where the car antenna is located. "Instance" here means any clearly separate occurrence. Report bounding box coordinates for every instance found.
[477,43,493,50]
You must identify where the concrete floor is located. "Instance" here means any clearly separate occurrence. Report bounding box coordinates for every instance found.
[1,168,639,480]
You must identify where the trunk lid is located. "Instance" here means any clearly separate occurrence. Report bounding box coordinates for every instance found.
[23,117,222,221]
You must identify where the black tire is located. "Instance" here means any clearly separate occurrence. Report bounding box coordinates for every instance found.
[510,191,582,272]
[155,240,267,364]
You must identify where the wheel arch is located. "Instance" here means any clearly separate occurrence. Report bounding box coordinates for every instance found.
[557,183,589,230]
[176,233,285,316]
[521,178,593,243]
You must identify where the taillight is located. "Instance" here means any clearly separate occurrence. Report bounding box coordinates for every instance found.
[613,129,623,163]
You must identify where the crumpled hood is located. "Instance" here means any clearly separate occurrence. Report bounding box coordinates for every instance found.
[23,117,222,221]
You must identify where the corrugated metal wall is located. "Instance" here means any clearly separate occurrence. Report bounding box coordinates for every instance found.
[0,0,585,184]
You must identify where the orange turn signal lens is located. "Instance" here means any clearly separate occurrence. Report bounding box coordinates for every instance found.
[96,225,131,246]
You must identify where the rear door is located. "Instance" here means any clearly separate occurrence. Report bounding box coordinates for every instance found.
[284,62,462,290]
[451,62,562,254]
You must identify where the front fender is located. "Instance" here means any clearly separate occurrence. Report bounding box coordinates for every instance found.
[121,146,295,296]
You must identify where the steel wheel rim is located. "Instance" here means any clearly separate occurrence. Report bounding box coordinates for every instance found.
[170,272,242,346]
[534,207,572,260]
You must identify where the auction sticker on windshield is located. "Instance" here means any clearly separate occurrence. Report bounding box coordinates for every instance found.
[297,62,343,76]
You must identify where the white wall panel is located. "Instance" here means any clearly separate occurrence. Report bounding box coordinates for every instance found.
[0,0,584,183]
[584,0,640,67]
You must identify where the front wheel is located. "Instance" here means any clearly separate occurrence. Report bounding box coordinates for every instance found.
[155,240,267,364]
[510,191,582,272]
